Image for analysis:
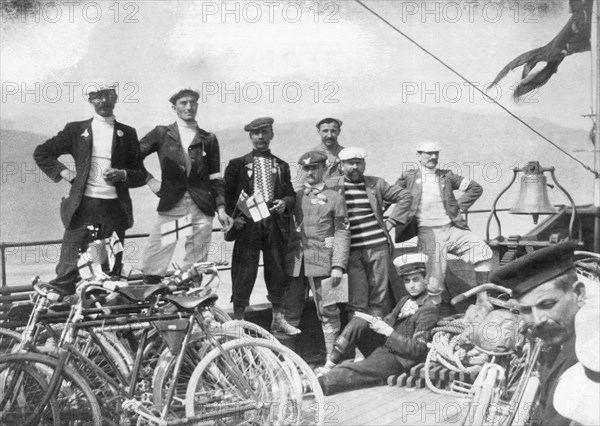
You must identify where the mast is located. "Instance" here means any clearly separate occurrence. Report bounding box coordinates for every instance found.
[593,0,600,253]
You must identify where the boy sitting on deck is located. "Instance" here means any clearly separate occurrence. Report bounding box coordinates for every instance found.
[317,253,440,395]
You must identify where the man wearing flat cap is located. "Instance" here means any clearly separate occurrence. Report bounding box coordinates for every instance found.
[34,80,147,295]
[224,117,296,328]
[283,150,351,354]
[490,241,587,426]
[138,88,232,284]
[295,117,345,190]
[331,147,413,318]
[395,141,492,307]
[317,253,439,395]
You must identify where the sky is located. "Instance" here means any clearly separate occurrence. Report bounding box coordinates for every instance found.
[0,0,596,136]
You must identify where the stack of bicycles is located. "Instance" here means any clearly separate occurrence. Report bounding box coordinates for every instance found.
[0,261,324,425]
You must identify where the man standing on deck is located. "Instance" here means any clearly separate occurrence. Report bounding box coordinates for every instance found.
[489,241,588,426]
[224,117,296,332]
[295,117,345,190]
[138,88,232,284]
[330,147,413,318]
[34,80,146,295]
[395,141,492,306]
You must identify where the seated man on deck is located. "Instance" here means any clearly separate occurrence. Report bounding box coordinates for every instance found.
[316,253,440,395]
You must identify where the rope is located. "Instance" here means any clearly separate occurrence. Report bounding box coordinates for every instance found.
[354,0,599,178]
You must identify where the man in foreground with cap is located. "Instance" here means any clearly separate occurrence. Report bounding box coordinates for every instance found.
[332,147,412,318]
[395,141,492,306]
[138,88,232,284]
[489,241,587,426]
[295,117,345,190]
[224,117,296,329]
[316,253,439,395]
[34,80,146,295]
[283,150,350,352]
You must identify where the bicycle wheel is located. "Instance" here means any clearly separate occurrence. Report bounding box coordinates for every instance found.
[185,340,325,425]
[462,364,503,426]
[0,327,22,353]
[151,321,273,417]
[0,352,102,425]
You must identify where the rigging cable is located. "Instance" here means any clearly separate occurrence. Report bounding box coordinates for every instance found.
[354,0,599,178]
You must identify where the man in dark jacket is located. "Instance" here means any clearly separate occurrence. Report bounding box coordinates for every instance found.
[224,117,295,329]
[34,80,146,295]
[317,253,439,395]
[138,88,232,283]
[395,141,492,305]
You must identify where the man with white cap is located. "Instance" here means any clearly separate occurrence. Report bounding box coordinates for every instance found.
[395,141,492,306]
[317,253,439,395]
[34,79,146,295]
[489,241,589,426]
[331,147,412,318]
[138,88,232,284]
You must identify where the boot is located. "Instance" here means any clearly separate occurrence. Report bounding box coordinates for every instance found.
[233,304,245,321]
[271,306,301,336]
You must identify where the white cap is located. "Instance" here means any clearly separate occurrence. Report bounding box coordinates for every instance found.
[84,79,118,97]
[393,253,428,275]
[338,147,368,161]
[416,141,441,152]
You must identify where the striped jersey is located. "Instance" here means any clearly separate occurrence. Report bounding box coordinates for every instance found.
[344,179,387,248]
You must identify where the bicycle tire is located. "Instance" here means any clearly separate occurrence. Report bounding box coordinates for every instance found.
[0,327,22,353]
[0,352,102,425]
[510,375,540,426]
[185,339,325,425]
[462,364,503,426]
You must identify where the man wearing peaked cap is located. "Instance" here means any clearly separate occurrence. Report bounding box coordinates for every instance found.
[138,87,232,284]
[282,150,350,353]
[317,251,439,395]
[224,117,296,331]
[34,79,147,295]
[395,140,491,307]
[295,117,345,191]
[490,240,588,426]
[329,147,413,318]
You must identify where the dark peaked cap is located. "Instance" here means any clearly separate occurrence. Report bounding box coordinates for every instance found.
[244,117,274,132]
[489,240,579,298]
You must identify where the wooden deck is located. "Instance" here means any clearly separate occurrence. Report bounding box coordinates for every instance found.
[325,385,463,425]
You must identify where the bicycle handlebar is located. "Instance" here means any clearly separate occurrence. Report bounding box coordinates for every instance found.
[451,283,512,305]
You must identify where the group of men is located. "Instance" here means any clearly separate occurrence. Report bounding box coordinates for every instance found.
[34,82,597,425]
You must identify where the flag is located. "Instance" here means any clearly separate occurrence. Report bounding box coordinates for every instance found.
[246,191,271,222]
[491,0,592,99]
[105,232,124,271]
[235,190,252,219]
[77,241,104,279]
[160,214,194,245]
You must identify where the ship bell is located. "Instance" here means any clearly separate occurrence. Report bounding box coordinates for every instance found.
[510,161,558,224]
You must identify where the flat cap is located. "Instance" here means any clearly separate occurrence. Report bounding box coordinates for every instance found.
[489,241,578,298]
[316,117,343,129]
[169,87,200,104]
[338,147,368,161]
[298,151,328,166]
[85,79,118,97]
[416,141,442,152]
[393,253,428,276]
[244,117,274,132]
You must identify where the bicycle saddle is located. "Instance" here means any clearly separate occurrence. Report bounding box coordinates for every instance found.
[118,283,169,302]
[164,293,218,311]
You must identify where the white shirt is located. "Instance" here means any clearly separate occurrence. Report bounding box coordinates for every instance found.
[85,114,117,199]
[416,167,451,227]
[176,118,198,174]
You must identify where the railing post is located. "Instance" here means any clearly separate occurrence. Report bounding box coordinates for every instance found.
[1,243,6,288]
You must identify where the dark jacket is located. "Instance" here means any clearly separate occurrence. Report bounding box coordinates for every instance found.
[329,175,413,253]
[395,167,483,242]
[224,151,295,241]
[33,119,146,229]
[383,294,440,364]
[139,123,225,216]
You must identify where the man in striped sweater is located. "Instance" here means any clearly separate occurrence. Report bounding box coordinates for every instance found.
[331,147,413,318]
